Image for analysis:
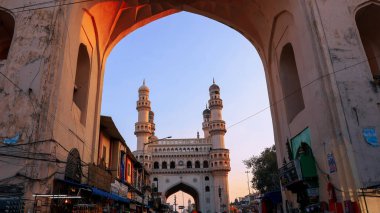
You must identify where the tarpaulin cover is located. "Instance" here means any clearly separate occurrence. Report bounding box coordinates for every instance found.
[262,191,282,204]
[92,187,131,204]
[291,128,311,159]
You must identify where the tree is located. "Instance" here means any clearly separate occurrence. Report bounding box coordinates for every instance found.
[243,145,280,194]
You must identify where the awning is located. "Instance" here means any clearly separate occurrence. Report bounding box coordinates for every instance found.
[92,187,131,204]
[57,179,131,204]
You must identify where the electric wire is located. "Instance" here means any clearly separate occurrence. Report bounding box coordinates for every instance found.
[2,52,378,148]
[227,53,380,129]
[2,0,379,130]
[1,0,367,130]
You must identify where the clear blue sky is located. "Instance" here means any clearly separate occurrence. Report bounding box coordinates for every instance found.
[101,11,275,203]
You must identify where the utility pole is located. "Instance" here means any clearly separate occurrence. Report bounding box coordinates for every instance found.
[174,194,177,213]
[245,171,251,195]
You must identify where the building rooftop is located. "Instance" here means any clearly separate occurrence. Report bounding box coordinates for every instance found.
[100,116,126,144]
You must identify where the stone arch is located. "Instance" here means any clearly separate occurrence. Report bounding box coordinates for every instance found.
[203,160,209,168]
[81,1,271,63]
[355,3,380,80]
[165,182,199,210]
[187,160,192,168]
[73,44,91,124]
[162,161,167,169]
[65,148,82,183]
[0,8,15,60]
[279,43,305,123]
[195,160,200,168]
[153,161,159,169]
[170,161,175,169]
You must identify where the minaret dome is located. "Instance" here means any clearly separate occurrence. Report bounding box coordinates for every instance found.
[139,79,150,93]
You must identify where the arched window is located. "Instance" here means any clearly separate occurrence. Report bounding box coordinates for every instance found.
[205,176,209,181]
[153,161,159,169]
[187,161,192,168]
[65,148,82,183]
[178,161,184,166]
[203,160,209,168]
[0,10,15,60]
[211,163,213,167]
[205,186,210,192]
[73,44,91,124]
[162,161,167,169]
[195,161,200,168]
[279,43,305,123]
[170,161,175,169]
[356,4,380,80]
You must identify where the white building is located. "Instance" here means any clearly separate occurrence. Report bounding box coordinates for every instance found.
[133,80,230,213]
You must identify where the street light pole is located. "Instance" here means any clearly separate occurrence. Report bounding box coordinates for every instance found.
[174,194,177,213]
[245,171,251,195]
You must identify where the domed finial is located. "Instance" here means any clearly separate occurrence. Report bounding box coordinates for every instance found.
[139,79,150,92]
[206,103,208,109]
[213,78,215,84]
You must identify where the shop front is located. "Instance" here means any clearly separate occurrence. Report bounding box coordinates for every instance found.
[279,128,321,212]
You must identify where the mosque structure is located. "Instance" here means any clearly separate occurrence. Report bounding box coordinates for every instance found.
[132,80,230,213]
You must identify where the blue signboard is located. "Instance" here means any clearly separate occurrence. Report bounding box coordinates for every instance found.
[362,127,379,147]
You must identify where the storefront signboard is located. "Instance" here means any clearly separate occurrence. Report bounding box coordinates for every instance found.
[111,180,129,198]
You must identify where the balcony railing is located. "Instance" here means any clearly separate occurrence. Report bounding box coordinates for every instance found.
[279,160,302,187]
[279,156,318,189]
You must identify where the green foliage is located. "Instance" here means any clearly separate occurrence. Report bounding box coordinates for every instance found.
[243,145,280,194]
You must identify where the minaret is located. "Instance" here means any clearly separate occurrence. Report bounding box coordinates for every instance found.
[208,79,230,213]
[149,110,158,142]
[202,104,211,138]
[208,79,226,149]
[149,110,156,135]
[134,80,153,151]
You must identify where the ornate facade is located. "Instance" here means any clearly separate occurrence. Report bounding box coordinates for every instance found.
[133,81,230,213]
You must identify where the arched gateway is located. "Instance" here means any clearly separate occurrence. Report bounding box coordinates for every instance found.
[165,183,200,210]
[1,0,380,212]
[133,81,230,213]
